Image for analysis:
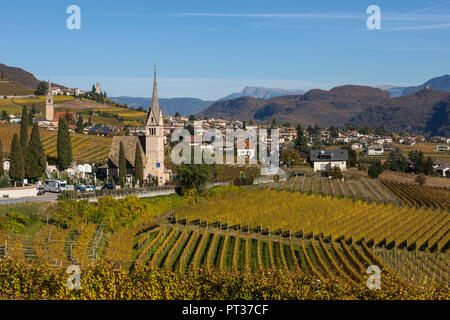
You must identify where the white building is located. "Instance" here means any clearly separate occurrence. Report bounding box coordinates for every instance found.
[310,149,348,172]
[368,145,384,156]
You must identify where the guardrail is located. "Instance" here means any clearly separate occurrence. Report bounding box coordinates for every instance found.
[66,186,177,201]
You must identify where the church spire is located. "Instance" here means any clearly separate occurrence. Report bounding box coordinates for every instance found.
[146,65,161,125]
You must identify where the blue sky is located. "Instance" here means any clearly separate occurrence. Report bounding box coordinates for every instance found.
[1,0,449,99]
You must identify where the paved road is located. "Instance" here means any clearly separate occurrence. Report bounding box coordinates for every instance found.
[0,192,59,205]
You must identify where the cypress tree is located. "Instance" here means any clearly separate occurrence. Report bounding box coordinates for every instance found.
[57,117,73,170]
[294,124,310,155]
[31,104,36,115]
[10,134,24,186]
[28,110,33,125]
[76,115,84,134]
[19,106,28,153]
[134,141,143,187]
[25,123,47,182]
[118,141,126,188]
[0,139,4,177]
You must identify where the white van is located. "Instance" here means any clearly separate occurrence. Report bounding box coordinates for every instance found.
[44,180,68,193]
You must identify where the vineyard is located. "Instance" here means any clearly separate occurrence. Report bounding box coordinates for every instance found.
[2,221,448,288]
[174,190,449,252]
[270,174,450,211]
[381,180,449,210]
[270,175,400,204]
[41,132,112,163]
[0,189,448,298]
[0,124,112,163]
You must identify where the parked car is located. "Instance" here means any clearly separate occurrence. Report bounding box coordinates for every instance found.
[85,185,96,191]
[37,185,45,195]
[75,184,86,192]
[101,183,114,190]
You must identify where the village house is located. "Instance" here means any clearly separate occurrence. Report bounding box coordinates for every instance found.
[310,149,348,172]
[435,145,449,152]
[368,145,384,156]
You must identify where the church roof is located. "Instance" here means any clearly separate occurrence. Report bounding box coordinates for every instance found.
[146,67,162,125]
[107,136,147,169]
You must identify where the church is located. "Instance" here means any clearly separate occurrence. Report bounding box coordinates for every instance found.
[46,78,54,121]
[100,67,170,186]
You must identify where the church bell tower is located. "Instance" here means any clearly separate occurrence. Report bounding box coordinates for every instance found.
[45,78,54,121]
[144,65,166,185]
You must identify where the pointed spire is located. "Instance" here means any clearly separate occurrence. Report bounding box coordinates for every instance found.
[147,65,161,125]
[48,77,52,94]
[47,77,53,101]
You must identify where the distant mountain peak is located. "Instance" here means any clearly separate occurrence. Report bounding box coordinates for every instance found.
[220,86,305,100]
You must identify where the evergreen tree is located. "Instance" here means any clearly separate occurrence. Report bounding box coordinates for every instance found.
[10,134,24,186]
[28,110,33,125]
[19,106,28,153]
[312,124,323,150]
[34,81,48,95]
[76,115,84,134]
[119,141,126,188]
[294,124,310,155]
[0,139,4,177]
[31,104,36,115]
[25,123,47,182]
[329,126,338,138]
[271,118,277,129]
[57,117,73,170]
[424,157,435,176]
[368,161,384,179]
[134,141,143,187]
[88,115,92,127]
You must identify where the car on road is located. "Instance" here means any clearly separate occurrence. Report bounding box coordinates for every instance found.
[101,183,114,190]
[75,184,87,192]
[37,185,45,195]
[85,185,96,191]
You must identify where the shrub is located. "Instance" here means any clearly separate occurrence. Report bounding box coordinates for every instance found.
[415,174,426,186]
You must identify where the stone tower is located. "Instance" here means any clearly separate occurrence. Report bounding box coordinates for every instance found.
[144,66,167,185]
[95,81,101,94]
[45,78,54,121]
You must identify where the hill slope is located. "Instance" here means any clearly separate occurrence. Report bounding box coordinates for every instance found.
[198,85,390,126]
[0,63,65,89]
[349,89,450,137]
[110,96,213,115]
[0,80,35,96]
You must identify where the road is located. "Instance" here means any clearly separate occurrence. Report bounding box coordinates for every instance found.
[0,192,59,205]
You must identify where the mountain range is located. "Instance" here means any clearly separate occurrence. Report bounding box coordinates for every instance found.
[198,85,450,137]
[384,74,450,97]
[1,63,449,136]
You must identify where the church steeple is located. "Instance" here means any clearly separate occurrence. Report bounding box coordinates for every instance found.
[47,77,53,103]
[45,77,54,121]
[146,65,162,126]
